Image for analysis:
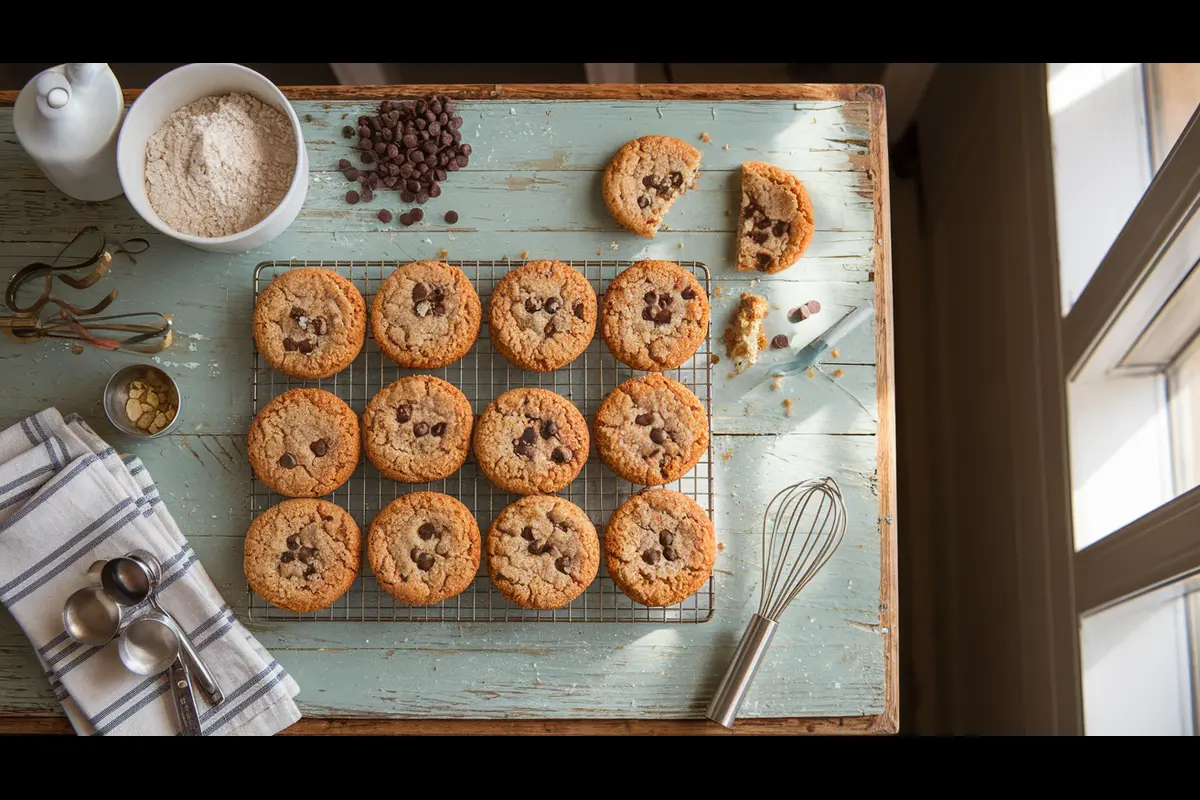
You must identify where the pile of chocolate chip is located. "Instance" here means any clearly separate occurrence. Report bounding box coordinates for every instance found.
[339,94,471,208]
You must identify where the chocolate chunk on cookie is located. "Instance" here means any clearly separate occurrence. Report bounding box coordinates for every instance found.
[244,499,361,612]
[253,268,367,379]
[600,260,710,371]
[368,492,480,606]
[594,374,709,486]
[602,136,702,237]
[486,495,599,609]
[473,387,589,495]
[605,490,715,607]
[362,376,473,483]
[737,161,815,274]
[489,260,597,372]
[372,260,481,369]
[248,388,360,497]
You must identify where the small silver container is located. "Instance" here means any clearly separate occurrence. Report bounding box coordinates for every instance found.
[103,365,182,439]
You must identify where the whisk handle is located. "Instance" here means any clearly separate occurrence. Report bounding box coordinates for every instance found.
[704,613,778,728]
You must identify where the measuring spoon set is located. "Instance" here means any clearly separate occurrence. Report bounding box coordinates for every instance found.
[61,551,223,736]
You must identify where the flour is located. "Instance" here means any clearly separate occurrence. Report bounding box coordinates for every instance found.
[144,92,297,238]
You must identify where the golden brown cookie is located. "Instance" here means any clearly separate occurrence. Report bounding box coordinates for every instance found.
[600,260,710,371]
[253,268,366,379]
[244,499,361,613]
[361,376,473,483]
[602,136,702,237]
[368,492,480,606]
[605,490,715,607]
[594,374,709,486]
[737,161,815,274]
[473,387,589,495]
[488,260,597,372]
[372,261,481,369]
[486,495,599,609]
[248,388,360,497]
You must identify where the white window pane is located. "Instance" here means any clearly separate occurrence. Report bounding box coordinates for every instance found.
[1082,579,1197,735]
[1169,335,1200,496]
[1146,63,1200,170]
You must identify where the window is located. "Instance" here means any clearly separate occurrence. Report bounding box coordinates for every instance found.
[1049,63,1200,735]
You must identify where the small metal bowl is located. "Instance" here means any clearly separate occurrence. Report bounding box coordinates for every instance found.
[103,365,183,439]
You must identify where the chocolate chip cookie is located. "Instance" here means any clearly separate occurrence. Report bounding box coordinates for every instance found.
[600,260,710,371]
[253,268,367,379]
[248,388,360,497]
[362,376,473,483]
[244,499,361,613]
[473,387,589,495]
[368,492,481,606]
[594,374,708,486]
[486,494,599,609]
[489,260,597,373]
[372,260,482,369]
[605,490,715,607]
[738,161,815,274]
[602,136,702,237]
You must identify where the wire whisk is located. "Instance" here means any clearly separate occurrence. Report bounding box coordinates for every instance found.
[705,477,848,728]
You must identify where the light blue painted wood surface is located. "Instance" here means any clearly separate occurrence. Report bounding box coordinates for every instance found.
[0,96,889,721]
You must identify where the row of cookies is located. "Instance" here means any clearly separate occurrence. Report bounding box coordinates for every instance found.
[252,259,712,378]
[245,489,716,613]
[601,135,814,274]
[247,374,709,498]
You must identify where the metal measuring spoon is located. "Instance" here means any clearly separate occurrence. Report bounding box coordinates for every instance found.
[62,585,123,646]
[101,553,224,705]
[118,613,202,736]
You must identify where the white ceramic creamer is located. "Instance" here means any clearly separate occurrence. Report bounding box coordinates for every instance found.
[14,63,125,202]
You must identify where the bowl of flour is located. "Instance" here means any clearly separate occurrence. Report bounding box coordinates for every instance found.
[116,63,308,253]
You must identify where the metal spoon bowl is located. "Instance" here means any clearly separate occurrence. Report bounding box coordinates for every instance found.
[63,585,122,646]
[118,614,178,675]
[100,556,153,606]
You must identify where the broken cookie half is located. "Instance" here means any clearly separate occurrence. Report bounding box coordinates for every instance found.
[603,136,702,237]
[738,161,814,274]
[724,292,770,376]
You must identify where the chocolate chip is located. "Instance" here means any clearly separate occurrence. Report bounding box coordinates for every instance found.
[555,556,571,574]
[771,334,790,349]
[663,546,679,561]
[524,298,541,313]
[402,133,418,148]
[410,208,424,222]
[289,306,305,320]
[433,302,446,316]
[378,209,393,223]
[358,138,372,151]
[413,422,429,437]
[551,447,572,464]
[303,565,317,579]
[280,551,294,563]
[396,403,411,423]
[642,307,655,322]
[544,321,556,335]
[520,426,537,444]
[345,168,361,182]
[755,216,771,229]
[338,158,351,170]
[431,421,447,437]
[460,143,472,156]
[286,534,301,550]
[419,523,438,540]
[642,175,655,187]
[637,196,650,208]
[345,190,360,205]
[756,253,772,270]
[415,552,435,571]
[362,189,375,205]
[445,210,459,224]
[298,546,316,564]
[527,541,543,555]
[573,302,585,320]
[650,428,667,444]
[644,290,657,304]
[387,143,399,159]
[681,287,696,300]
[521,526,535,540]
[297,339,314,354]
[773,220,789,237]
[310,439,328,457]
[806,300,821,314]
[361,151,375,164]
[282,337,297,352]
[544,297,561,314]
[342,126,355,139]
[659,294,673,306]
[635,413,654,426]
[659,530,674,546]
[752,231,769,245]
[653,308,672,325]
[670,171,683,187]
[541,419,558,439]
[642,550,661,565]
[429,183,442,198]
[399,212,413,225]
[514,439,533,458]
[406,179,421,193]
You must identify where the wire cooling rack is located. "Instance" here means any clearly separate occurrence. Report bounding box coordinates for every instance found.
[247,260,714,623]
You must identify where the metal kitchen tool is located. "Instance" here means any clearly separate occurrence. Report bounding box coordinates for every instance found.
[705,477,848,728]
[1,310,173,353]
[118,613,202,736]
[62,584,123,646]
[101,552,224,705]
[741,306,873,398]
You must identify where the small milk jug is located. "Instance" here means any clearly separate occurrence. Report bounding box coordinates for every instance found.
[14,63,124,202]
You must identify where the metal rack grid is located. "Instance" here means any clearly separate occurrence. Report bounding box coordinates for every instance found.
[247,259,714,623]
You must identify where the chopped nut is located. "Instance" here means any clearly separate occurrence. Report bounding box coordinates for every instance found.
[700,131,711,142]
[144,391,159,409]
[136,410,155,430]
[166,407,177,423]
[833,368,845,378]
[153,412,167,429]
[124,399,142,422]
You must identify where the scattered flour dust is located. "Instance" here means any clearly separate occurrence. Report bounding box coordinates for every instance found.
[144,93,297,238]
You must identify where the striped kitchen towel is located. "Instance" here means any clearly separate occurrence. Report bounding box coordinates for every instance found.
[0,408,301,736]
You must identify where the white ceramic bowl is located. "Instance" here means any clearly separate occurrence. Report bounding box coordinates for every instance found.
[116,63,308,253]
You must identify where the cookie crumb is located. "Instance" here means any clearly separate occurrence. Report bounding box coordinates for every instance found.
[833,368,845,378]
[722,144,731,151]
[831,348,840,358]
[596,249,602,256]
[677,241,683,248]
[718,541,727,551]
[714,283,725,298]
[782,398,796,418]
[710,353,721,364]
[743,405,751,417]
[807,367,815,378]
[721,448,733,462]
[700,132,711,143]
[610,241,619,250]
[520,251,530,259]
[437,248,449,259]
[770,377,782,391]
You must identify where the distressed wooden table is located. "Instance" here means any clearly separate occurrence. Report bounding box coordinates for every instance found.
[0,84,896,734]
